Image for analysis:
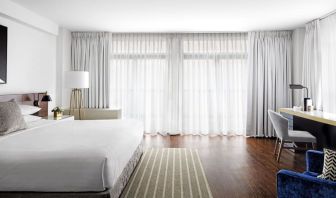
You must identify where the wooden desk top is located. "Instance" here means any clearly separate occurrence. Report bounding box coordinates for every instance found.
[279,108,336,126]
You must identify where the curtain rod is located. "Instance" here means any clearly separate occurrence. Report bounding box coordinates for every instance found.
[319,9,336,20]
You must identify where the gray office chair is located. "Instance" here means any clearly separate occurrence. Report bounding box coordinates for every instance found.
[268,110,316,162]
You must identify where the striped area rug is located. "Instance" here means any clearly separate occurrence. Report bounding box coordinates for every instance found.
[121,148,213,198]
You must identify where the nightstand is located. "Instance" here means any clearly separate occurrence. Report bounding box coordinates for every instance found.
[42,115,75,121]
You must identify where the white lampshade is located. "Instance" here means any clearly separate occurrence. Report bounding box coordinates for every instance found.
[64,71,89,89]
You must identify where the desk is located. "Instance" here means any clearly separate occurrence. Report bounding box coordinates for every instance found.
[279,108,336,149]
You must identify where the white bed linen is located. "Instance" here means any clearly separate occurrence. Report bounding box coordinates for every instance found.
[0,119,143,192]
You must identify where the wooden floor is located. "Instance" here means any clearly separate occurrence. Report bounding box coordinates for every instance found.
[143,135,306,198]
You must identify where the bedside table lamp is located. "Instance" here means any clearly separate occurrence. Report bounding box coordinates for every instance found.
[41,94,52,102]
[289,84,311,111]
[32,92,52,117]
[33,92,52,106]
[64,71,89,120]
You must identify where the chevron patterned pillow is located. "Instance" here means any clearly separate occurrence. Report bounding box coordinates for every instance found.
[318,148,336,181]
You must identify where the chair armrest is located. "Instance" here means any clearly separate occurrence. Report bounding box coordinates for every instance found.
[306,150,324,174]
[277,170,336,198]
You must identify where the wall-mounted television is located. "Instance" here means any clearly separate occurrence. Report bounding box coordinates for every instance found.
[0,24,7,84]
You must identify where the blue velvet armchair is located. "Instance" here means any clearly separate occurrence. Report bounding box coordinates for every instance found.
[277,150,336,198]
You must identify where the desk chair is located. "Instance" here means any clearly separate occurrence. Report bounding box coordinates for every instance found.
[268,110,317,162]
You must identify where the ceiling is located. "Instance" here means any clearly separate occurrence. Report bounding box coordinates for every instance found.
[11,0,336,32]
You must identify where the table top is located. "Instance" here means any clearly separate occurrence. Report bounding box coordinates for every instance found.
[279,108,336,126]
[42,115,74,121]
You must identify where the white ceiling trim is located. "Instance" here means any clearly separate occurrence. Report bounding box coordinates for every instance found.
[0,0,58,35]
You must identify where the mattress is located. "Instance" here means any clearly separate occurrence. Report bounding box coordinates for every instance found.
[0,119,144,192]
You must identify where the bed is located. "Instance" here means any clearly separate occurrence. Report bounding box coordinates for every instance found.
[0,93,144,198]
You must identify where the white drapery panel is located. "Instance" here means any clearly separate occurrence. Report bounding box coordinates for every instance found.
[109,33,248,135]
[109,33,170,133]
[302,20,322,110]
[180,34,247,135]
[246,31,292,137]
[71,32,110,108]
[320,14,336,113]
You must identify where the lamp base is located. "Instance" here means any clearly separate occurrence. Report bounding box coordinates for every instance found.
[69,89,83,120]
[303,97,311,111]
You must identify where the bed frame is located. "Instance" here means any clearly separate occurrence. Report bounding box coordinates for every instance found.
[0,95,144,198]
[0,142,144,198]
[0,190,111,198]
[0,92,49,117]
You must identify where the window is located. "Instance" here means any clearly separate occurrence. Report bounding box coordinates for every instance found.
[109,33,248,135]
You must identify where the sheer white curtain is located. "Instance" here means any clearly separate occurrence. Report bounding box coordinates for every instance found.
[109,33,248,135]
[109,33,170,133]
[302,20,322,110]
[180,33,247,135]
[320,14,336,113]
[246,31,292,137]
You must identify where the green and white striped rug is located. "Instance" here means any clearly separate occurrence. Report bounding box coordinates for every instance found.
[121,148,213,198]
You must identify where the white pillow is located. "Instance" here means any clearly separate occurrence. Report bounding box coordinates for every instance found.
[23,115,42,123]
[19,105,41,115]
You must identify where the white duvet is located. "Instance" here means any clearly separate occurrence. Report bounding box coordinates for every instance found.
[0,119,144,192]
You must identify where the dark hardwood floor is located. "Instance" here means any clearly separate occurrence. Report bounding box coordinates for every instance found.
[143,135,306,198]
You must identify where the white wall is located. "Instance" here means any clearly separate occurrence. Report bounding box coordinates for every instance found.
[56,27,71,108]
[0,16,57,111]
[292,27,305,106]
